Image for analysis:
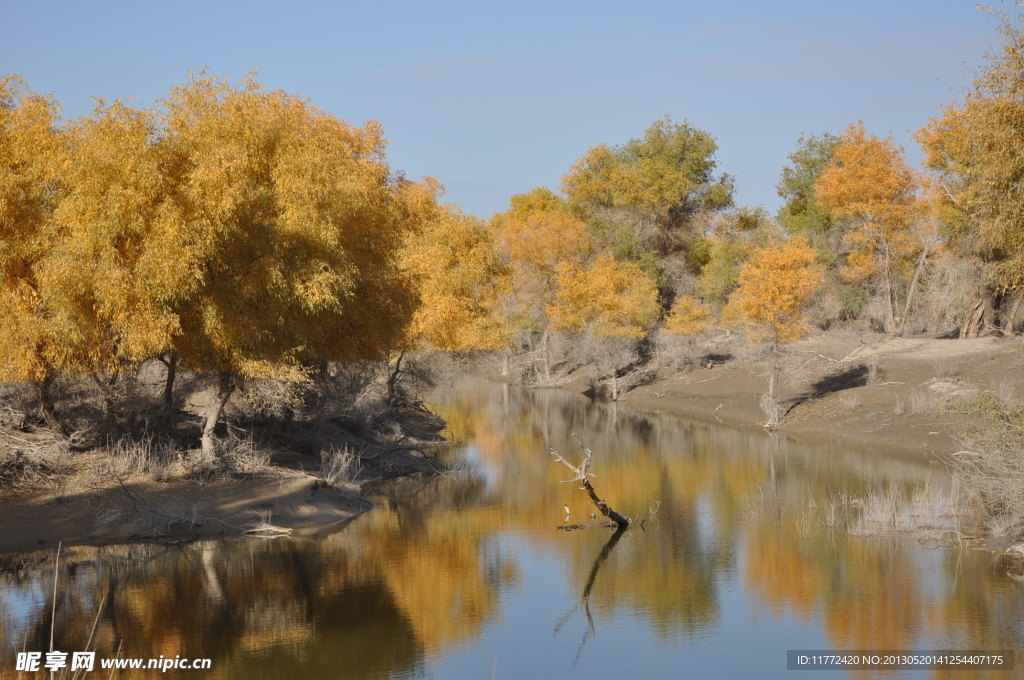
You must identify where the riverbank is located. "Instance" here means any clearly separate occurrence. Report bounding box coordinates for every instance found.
[558,332,1024,460]
[0,404,447,554]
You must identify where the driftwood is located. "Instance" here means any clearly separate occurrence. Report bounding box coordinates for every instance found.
[550,440,630,529]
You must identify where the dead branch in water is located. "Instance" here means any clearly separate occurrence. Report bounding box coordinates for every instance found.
[550,437,629,529]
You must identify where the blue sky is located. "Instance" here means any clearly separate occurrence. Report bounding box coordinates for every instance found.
[0,1,997,218]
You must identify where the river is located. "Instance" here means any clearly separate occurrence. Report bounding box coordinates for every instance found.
[1,382,1022,679]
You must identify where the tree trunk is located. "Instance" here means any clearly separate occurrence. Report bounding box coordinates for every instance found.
[960,299,985,339]
[881,245,898,335]
[541,328,551,380]
[1004,297,1022,334]
[985,286,1002,330]
[201,372,235,457]
[162,354,177,411]
[501,350,510,377]
[386,348,406,406]
[610,372,619,401]
[33,375,67,435]
[896,241,932,337]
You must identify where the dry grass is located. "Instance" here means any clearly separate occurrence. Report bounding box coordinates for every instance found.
[106,435,182,480]
[989,376,1017,407]
[841,393,862,412]
[320,445,363,485]
[931,357,964,380]
[866,359,880,386]
[908,389,938,415]
[837,482,968,537]
[945,396,1024,536]
[893,396,906,416]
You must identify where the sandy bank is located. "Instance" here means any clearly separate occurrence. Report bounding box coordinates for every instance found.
[561,333,1024,460]
[0,405,447,555]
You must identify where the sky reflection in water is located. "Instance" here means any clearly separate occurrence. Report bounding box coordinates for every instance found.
[1,383,1022,679]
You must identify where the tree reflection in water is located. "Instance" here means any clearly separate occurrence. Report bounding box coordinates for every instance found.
[1,383,1024,679]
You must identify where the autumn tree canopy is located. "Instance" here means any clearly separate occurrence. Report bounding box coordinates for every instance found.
[402,203,509,352]
[0,77,68,430]
[561,117,734,293]
[917,13,1024,296]
[0,73,442,445]
[724,237,824,345]
[776,132,842,253]
[816,123,929,335]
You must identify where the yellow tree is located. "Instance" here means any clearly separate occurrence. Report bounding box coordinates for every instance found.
[546,252,659,399]
[917,12,1024,330]
[157,73,425,454]
[47,98,183,415]
[663,295,714,335]
[402,202,510,352]
[724,238,824,427]
[0,77,69,432]
[561,117,733,296]
[491,188,594,379]
[815,123,930,336]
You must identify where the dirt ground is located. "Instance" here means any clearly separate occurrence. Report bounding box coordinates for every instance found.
[0,405,447,554]
[578,332,1024,460]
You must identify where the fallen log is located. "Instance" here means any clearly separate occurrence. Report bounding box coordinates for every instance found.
[550,441,630,529]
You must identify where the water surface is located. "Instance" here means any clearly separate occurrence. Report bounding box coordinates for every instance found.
[2,383,1022,679]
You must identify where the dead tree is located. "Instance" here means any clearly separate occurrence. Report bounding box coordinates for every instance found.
[550,440,630,529]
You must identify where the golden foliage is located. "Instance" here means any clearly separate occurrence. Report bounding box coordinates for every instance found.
[0,77,65,381]
[402,206,510,351]
[723,238,824,343]
[560,117,732,223]
[497,207,593,278]
[490,190,595,332]
[815,123,925,285]
[158,73,425,376]
[916,14,1024,291]
[663,295,714,335]
[546,252,660,338]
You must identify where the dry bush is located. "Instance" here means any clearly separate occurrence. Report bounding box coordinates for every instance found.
[945,396,1024,534]
[653,331,704,371]
[574,334,644,399]
[96,497,199,537]
[320,445,363,485]
[0,444,72,489]
[106,435,182,480]
[989,376,1017,407]
[219,432,272,474]
[0,382,34,430]
[908,252,982,334]
[236,372,310,422]
[759,393,784,429]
